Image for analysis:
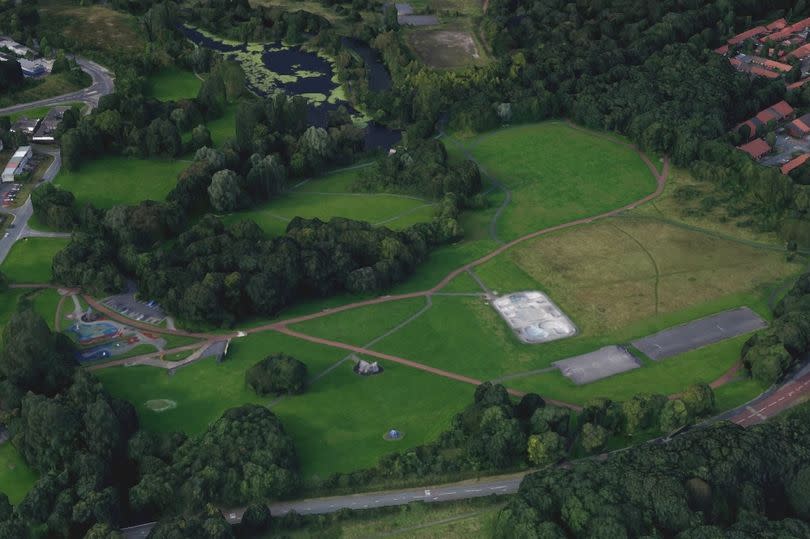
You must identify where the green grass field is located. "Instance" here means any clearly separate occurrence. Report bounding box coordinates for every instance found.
[475,217,802,335]
[146,67,202,102]
[95,329,473,480]
[507,336,749,405]
[290,297,426,347]
[53,156,188,208]
[0,444,37,505]
[448,122,657,240]
[30,289,62,330]
[0,73,87,108]
[0,237,69,283]
[224,164,436,235]
[5,103,83,123]
[226,193,435,236]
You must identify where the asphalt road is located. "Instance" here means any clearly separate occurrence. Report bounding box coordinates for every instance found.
[0,146,62,265]
[120,473,524,538]
[0,56,114,116]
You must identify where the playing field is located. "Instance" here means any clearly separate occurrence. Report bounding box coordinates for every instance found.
[0,444,37,505]
[53,156,187,209]
[146,67,202,102]
[95,328,472,480]
[1,237,69,283]
[448,122,658,241]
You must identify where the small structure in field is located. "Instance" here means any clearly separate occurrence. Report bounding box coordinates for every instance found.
[354,359,383,376]
[384,429,404,441]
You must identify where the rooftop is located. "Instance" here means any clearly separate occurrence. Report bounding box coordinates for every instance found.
[738,138,772,159]
[781,153,810,174]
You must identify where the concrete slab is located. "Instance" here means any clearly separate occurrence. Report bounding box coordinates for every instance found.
[553,345,641,385]
[399,14,440,26]
[492,291,577,344]
[632,307,767,361]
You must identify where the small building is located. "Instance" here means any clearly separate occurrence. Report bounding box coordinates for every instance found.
[781,153,810,175]
[764,17,810,43]
[10,117,41,139]
[737,138,772,160]
[18,58,51,77]
[0,38,33,57]
[2,146,33,183]
[788,113,810,138]
[767,18,789,32]
[32,106,67,144]
[714,44,729,55]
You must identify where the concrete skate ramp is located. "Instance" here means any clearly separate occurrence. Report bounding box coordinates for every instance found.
[632,307,767,361]
[553,345,641,385]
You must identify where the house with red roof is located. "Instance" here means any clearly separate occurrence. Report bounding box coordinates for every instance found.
[788,43,810,61]
[762,17,810,43]
[729,26,769,45]
[788,113,810,138]
[738,138,772,160]
[781,153,810,174]
[788,78,810,90]
[738,100,796,140]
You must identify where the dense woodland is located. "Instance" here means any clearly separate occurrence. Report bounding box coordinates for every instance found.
[495,402,810,538]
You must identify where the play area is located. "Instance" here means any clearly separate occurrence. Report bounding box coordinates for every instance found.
[492,291,577,344]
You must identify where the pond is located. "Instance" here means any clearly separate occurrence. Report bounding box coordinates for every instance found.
[180,25,400,150]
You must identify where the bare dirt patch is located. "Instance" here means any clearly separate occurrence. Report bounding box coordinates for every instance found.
[407,30,482,69]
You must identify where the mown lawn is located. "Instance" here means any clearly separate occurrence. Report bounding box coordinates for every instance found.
[224,193,436,236]
[0,444,37,505]
[449,122,657,241]
[53,156,187,208]
[96,329,473,480]
[146,67,202,102]
[713,377,766,412]
[0,237,69,283]
[290,297,426,347]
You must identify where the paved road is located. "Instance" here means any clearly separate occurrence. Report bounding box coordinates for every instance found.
[120,473,524,538]
[0,146,62,265]
[726,361,810,427]
[0,57,114,116]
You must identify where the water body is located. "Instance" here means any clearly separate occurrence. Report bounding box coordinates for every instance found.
[180,25,400,150]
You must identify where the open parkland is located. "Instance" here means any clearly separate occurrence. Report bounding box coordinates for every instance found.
[2,100,806,501]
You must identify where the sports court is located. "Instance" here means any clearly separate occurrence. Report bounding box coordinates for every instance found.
[632,307,767,361]
[553,345,641,385]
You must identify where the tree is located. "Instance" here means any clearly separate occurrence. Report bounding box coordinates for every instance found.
[682,384,715,417]
[246,354,308,396]
[0,309,76,396]
[60,128,83,171]
[237,503,272,538]
[207,169,246,212]
[580,422,608,453]
[245,154,286,200]
[659,399,690,433]
[191,124,213,150]
[527,431,564,466]
[787,465,810,520]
